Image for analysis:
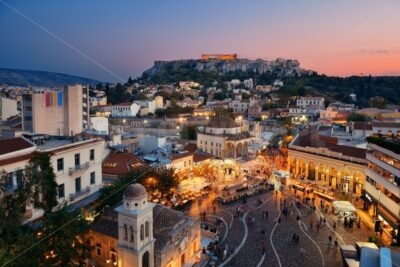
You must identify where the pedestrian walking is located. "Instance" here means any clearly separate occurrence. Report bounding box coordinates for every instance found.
[334,239,338,250]
[328,235,332,246]
[333,221,336,229]
[292,233,296,243]
[300,247,305,257]
[278,216,281,223]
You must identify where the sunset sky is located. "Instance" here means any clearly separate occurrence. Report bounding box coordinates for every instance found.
[1,0,399,82]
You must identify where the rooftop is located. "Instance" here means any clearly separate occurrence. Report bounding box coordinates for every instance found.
[0,137,35,156]
[291,126,366,160]
[207,116,238,128]
[102,152,146,177]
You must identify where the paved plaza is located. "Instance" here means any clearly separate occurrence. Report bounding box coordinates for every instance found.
[185,187,378,267]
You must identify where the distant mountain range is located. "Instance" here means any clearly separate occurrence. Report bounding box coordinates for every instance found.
[0,68,101,87]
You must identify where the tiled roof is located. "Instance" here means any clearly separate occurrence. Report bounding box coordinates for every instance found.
[102,153,147,177]
[207,116,238,128]
[0,137,34,155]
[153,204,185,232]
[183,143,197,153]
[353,122,373,130]
[193,152,214,163]
[90,217,118,239]
[293,129,366,159]
[169,152,193,161]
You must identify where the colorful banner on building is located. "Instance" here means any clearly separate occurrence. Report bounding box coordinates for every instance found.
[45,91,62,107]
[45,92,51,107]
[57,91,63,106]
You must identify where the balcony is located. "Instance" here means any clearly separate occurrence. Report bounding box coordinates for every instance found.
[69,162,90,175]
[366,153,400,178]
[365,169,399,196]
[69,186,90,202]
[363,182,400,218]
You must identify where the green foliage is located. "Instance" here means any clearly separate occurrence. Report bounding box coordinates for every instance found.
[367,136,400,154]
[154,106,194,117]
[369,96,387,109]
[262,103,278,111]
[180,125,197,140]
[97,166,179,212]
[348,112,372,122]
[0,207,91,267]
[30,152,58,212]
[139,64,400,107]
[0,153,90,266]
[105,83,130,104]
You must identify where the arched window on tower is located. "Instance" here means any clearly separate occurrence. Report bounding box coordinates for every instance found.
[140,224,144,240]
[124,224,128,241]
[130,226,134,242]
[145,221,149,237]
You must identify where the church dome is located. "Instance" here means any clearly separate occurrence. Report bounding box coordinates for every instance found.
[123,183,147,200]
[207,116,238,128]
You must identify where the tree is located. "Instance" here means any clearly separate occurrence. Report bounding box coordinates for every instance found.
[29,152,58,212]
[150,168,179,195]
[348,112,371,122]
[0,153,90,267]
[180,125,197,140]
[0,207,92,267]
[369,96,387,109]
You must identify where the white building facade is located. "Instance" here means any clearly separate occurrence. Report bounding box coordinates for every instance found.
[0,136,105,221]
[111,102,140,118]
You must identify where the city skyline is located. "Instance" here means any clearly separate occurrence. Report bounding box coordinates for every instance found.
[1,0,400,82]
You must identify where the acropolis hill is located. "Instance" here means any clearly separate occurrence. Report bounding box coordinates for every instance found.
[143,55,306,78]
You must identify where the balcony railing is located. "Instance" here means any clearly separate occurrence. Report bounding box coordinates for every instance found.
[363,182,400,217]
[69,186,90,202]
[69,162,90,175]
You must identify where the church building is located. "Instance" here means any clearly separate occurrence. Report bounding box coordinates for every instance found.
[89,183,201,267]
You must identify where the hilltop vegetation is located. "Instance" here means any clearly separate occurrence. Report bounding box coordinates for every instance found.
[137,60,400,107]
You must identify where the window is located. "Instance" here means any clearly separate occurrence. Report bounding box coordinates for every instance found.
[75,177,81,192]
[58,184,65,198]
[140,224,144,240]
[90,149,95,161]
[145,221,149,237]
[96,244,102,256]
[90,172,96,185]
[24,116,32,121]
[57,158,64,171]
[74,153,80,167]
[6,173,13,191]
[130,226,134,242]
[124,225,128,241]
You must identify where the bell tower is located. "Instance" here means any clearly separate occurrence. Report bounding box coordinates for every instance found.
[115,183,155,267]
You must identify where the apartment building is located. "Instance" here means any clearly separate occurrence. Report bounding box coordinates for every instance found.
[0,96,18,121]
[363,136,400,240]
[22,85,90,136]
[296,96,325,108]
[111,102,140,118]
[0,135,105,221]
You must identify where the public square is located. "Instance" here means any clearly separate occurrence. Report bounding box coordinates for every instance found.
[184,184,377,267]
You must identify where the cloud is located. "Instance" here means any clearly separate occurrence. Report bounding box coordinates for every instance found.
[348,49,400,55]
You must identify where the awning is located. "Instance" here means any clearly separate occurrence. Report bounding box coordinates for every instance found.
[333,201,356,213]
